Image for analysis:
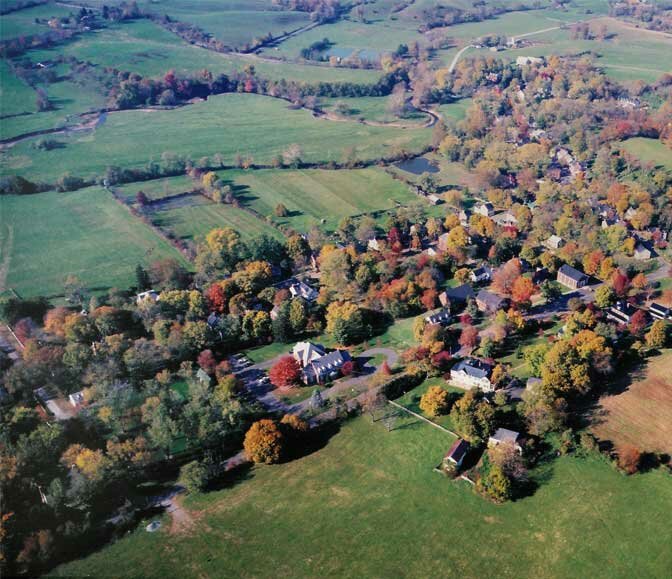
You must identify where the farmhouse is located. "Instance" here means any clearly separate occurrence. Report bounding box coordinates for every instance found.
[424,309,451,326]
[476,290,509,313]
[606,300,638,325]
[649,302,671,321]
[470,264,492,283]
[368,237,383,252]
[488,428,522,453]
[474,202,495,217]
[443,439,470,469]
[557,264,589,290]
[439,284,475,308]
[427,194,442,205]
[450,358,494,392]
[458,209,470,226]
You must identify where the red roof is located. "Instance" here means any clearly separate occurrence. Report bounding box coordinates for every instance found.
[445,439,470,463]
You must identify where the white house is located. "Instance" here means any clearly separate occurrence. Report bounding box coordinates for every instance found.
[69,391,85,407]
[292,341,326,367]
[450,358,494,392]
[470,264,492,283]
[289,280,319,302]
[545,235,564,250]
[474,202,495,217]
[488,428,522,453]
[136,290,159,304]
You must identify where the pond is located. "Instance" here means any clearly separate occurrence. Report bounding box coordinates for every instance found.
[395,156,439,175]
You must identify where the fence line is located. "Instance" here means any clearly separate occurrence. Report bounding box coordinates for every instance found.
[387,400,458,437]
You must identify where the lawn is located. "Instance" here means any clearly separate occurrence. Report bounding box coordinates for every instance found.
[26,19,381,84]
[51,414,672,578]
[592,350,672,455]
[2,93,431,183]
[619,137,672,170]
[0,187,188,299]
[224,167,420,233]
[370,314,417,351]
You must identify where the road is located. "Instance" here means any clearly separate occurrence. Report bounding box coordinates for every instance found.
[448,45,475,73]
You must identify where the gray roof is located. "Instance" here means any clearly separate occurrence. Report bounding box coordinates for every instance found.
[558,264,588,283]
[490,428,520,443]
[444,284,475,302]
[312,350,351,373]
[453,358,493,379]
[476,290,506,310]
[445,439,470,462]
[425,309,451,325]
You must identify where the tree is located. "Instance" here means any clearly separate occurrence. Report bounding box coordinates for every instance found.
[450,390,493,443]
[488,440,527,481]
[459,325,479,352]
[269,355,301,388]
[594,284,615,308]
[617,444,641,475]
[511,276,535,308]
[540,280,561,304]
[645,320,668,349]
[492,259,522,296]
[477,464,511,502]
[419,385,450,417]
[135,264,150,290]
[325,301,368,345]
[244,419,284,464]
[179,460,209,493]
[274,203,289,217]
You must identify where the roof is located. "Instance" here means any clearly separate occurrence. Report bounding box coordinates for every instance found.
[650,302,671,316]
[476,289,506,310]
[452,358,493,380]
[526,377,542,389]
[472,265,491,278]
[293,341,326,367]
[425,309,451,325]
[311,349,350,372]
[443,284,475,302]
[289,281,318,301]
[445,439,470,463]
[490,428,520,444]
[558,264,588,283]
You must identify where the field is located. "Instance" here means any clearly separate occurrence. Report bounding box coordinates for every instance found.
[223,167,420,232]
[0,187,188,299]
[26,19,381,84]
[0,2,74,41]
[619,137,672,170]
[592,350,672,455]
[0,60,36,119]
[115,175,195,203]
[52,414,672,578]
[1,93,430,183]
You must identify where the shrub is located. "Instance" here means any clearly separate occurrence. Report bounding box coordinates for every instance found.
[179,460,209,494]
[419,385,450,417]
[617,444,641,475]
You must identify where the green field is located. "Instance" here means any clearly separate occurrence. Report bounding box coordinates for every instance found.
[51,415,672,578]
[1,93,431,183]
[115,175,195,203]
[0,187,188,299]
[319,96,429,125]
[223,167,420,232]
[149,193,284,243]
[0,60,36,119]
[620,137,672,170]
[0,2,74,41]
[26,19,381,84]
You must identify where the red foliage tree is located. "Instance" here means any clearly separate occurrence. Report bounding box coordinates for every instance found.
[197,349,217,374]
[340,360,355,376]
[205,283,228,314]
[628,309,648,337]
[511,277,535,307]
[459,325,479,351]
[421,289,438,311]
[379,360,392,376]
[431,350,452,371]
[136,191,149,207]
[269,355,301,388]
[611,270,630,297]
[617,444,641,474]
[492,258,522,296]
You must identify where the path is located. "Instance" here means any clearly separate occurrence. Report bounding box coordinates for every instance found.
[448,44,475,73]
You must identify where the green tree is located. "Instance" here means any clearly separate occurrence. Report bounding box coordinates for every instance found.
[594,284,615,308]
[179,460,209,494]
[478,464,512,502]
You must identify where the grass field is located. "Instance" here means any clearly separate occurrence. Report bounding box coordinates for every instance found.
[0,187,188,299]
[619,137,672,170]
[51,414,672,578]
[26,19,381,84]
[0,2,74,41]
[223,167,420,233]
[115,175,195,203]
[0,60,36,119]
[592,350,672,455]
[1,93,430,183]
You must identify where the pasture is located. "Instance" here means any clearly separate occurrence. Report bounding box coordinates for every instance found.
[0,60,36,119]
[51,414,672,578]
[619,137,672,170]
[0,2,74,41]
[0,187,187,299]
[26,19,381,83]
[224,167,419,232]
[1,93,431,183]
[319,96,429,126]
[592,350,672,455]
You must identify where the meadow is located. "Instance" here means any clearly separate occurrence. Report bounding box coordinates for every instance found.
[51,414,672,578]
[0,187,187,299]
[0,1,74,41]
[1,93,431,183]
[0,60,36,119]
[26,19,381,84]
[619,137,672,170]
[592,350,672,455]
[223,166,420,232]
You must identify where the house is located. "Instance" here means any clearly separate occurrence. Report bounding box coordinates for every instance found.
[458,210,470,227]
[303,349,351,385]
[289,280,318,302]
[606,300,638,325]
[68,391,85,407]
[545,235,564,250]
[474,202,495,217]
[437,232,450,252]
[557,264,589,290]
[649,302,671,321]
[424,309,451,326]
[368,237,383,252]
[292,341,326,367]
[470,264,492,284]
[450,358,494,392]
[532,267,550,285]
[493,212,518,227]
[136,290,159,304]
[516,56,543,66]
[427,194,442,205]
[633,242,652,261]
[439,284,475,308]
[488,428,522,452]
[476,290,509,314]
[443,439,470,469]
